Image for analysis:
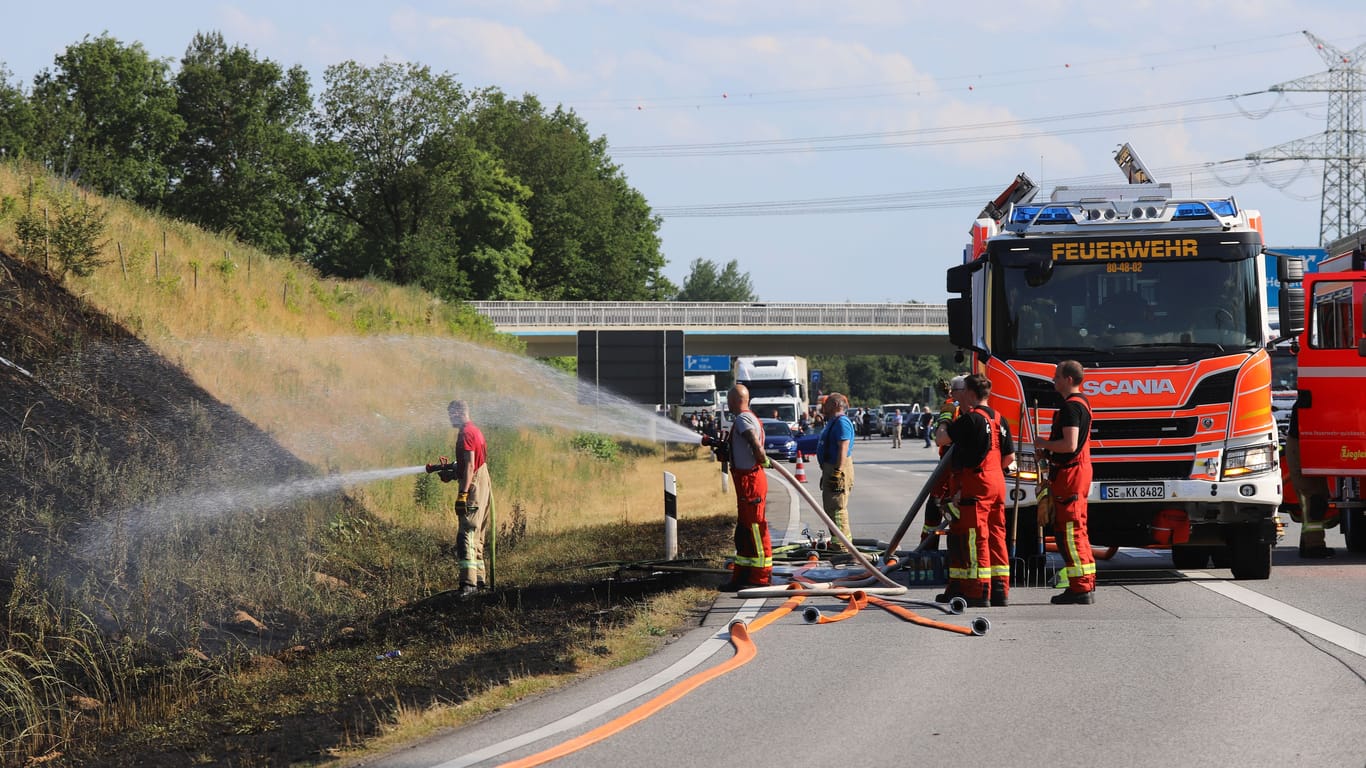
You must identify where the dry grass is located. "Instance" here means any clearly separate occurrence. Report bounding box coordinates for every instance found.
[0,160,739,765]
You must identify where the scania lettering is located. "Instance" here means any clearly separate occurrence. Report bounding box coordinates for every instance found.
[946,145,1286,579]
[1082,379,1177,396]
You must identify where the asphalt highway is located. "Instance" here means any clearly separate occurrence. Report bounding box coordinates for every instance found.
[364,436,1366,768]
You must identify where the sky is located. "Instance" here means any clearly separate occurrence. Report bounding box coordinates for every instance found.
[6,1,1366,304]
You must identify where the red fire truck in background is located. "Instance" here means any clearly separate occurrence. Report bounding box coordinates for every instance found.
[1282,235,1366,552]
[947,146,1290,579]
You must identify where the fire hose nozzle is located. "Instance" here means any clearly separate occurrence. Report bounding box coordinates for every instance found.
[425,456,456,474]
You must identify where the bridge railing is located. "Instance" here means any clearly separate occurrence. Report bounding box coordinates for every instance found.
[469,301,947,327]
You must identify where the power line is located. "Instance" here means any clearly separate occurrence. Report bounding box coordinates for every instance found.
[654,161,1320,218]
[567,31,1319,112]
[614,95,1317,158]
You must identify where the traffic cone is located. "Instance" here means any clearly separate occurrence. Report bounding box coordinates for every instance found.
[795,454,807,483]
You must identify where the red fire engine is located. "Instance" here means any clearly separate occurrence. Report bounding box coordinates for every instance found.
[1282,236,1366,552]
[947,146,1290,579]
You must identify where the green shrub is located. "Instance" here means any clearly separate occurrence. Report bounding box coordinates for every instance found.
[570,433,619,462]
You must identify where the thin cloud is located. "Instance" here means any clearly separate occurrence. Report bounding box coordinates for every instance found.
[389,8,570,86]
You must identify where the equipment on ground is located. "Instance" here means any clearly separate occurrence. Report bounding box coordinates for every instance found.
[946,145,1285,579]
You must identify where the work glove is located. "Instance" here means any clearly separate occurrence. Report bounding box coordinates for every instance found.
[826,469,846,493]
[942,501,961,520]
[762,456,772,469]
[455,492,469,516]
[1035,485,1054,526]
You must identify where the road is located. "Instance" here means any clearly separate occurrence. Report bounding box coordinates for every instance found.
[365,436,1366,768]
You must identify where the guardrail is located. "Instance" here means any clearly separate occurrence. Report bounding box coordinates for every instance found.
[469,301,947,327]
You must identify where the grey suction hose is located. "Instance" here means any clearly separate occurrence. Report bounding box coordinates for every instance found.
[882,445,954,560]
[754,459,901,593]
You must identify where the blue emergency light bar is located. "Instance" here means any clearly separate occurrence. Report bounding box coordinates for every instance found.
[1172,200,1238,220]
[1011,206,1077,224]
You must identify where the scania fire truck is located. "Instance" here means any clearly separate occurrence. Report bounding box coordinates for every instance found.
[946,148,1288,579]
[1282,235,1366,552]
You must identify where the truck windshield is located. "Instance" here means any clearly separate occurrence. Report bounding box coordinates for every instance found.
[682,391,715,406]
[992,257,1261,359]
[745,383,799,400]
[754,403,798,422]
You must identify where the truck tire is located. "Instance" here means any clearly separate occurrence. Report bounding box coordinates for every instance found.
[1170,546,1209,570]
[1229,529,1271,580]
[1346,509,1366,554]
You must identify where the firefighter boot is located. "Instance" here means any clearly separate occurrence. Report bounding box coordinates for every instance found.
[990,579,1009,607]
[1299,496,1335,559]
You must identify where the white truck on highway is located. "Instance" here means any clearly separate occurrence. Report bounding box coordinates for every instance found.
[679,374,722,423]
[733,356,808,432]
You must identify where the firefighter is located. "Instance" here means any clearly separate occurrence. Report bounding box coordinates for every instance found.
[1034,360,1097,604]
[441,399,493,596]
[935,373,1013,608]
[923,376,965,550]
[1285,402,1334,558]
[719,384,774,590]
[816,392,856,546]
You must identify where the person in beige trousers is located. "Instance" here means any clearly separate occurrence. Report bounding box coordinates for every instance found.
[816,393,856,547]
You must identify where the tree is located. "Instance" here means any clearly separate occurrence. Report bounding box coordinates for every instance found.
[310,60,532,298]
[0,65,35,160]
[165,32,313,255]
[466,92,666,300]
[29,34,182,204]
[809,353,958,406]
[674,258,758,302]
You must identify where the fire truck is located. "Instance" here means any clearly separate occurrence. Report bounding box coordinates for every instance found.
[946,146,1289,579]
[1281,235,1366,552]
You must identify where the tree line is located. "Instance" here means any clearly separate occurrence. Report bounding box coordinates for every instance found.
[0,31,760,303]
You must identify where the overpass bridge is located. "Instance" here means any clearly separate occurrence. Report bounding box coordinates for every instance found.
[469,301,953,358]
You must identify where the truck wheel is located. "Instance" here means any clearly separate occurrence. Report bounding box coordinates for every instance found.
[1170,546,1209,570]
[1346,509,1366,553]
[1229,529,1271,580]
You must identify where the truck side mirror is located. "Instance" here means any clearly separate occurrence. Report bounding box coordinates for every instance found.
[1277,255,1305,283]
[1279,286,1305,340]
[947,297,974,350]
[1276,254,1306,339]
[946,263,974,295]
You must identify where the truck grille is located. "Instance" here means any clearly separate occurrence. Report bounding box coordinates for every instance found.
[1093,460,1192,481]
[1092,417,1198,440]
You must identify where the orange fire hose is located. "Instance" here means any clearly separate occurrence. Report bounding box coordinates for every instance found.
[497,588,807,768]
[802,590,868,624]
[1042,537,1119,560]
[866,595,990,636]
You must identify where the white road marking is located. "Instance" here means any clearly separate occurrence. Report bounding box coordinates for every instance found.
[432,601,766,768]
[1183,571,1366,658]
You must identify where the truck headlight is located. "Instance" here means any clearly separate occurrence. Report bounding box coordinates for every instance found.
[1012,452,1040,482]
[1221,444,1276,480]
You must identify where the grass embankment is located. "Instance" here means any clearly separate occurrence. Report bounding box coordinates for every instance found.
[0,161,736,766]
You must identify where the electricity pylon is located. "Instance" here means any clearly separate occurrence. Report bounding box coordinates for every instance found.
[1246,31,1366,246]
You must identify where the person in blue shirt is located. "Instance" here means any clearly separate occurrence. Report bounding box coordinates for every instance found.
[817,392,857,547]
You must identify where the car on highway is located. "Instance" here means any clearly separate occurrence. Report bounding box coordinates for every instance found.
[760,418,800,462]
[881,403,923,437]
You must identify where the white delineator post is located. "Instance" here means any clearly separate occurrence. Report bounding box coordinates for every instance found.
[663,471,678,560]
